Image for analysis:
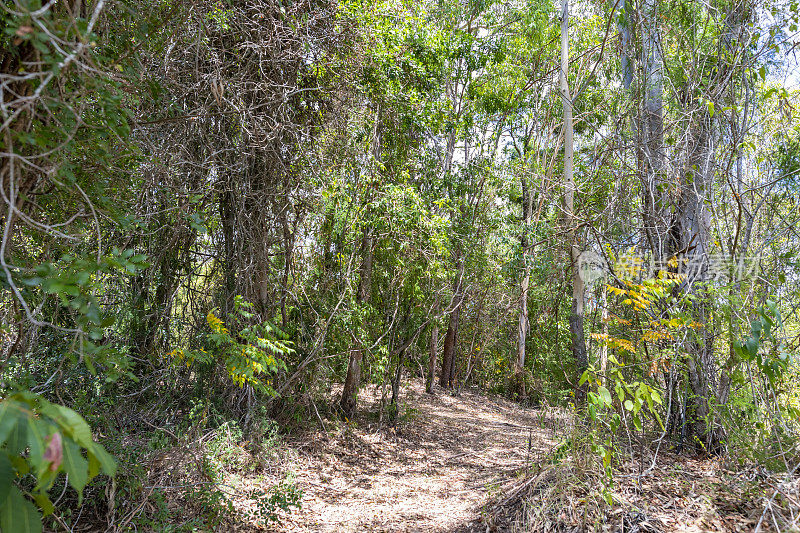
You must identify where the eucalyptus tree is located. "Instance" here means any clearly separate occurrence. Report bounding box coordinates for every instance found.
[558,0,589,405]
[609,0,798,450]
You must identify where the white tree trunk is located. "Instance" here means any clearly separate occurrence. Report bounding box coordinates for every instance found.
[560,0,587,405]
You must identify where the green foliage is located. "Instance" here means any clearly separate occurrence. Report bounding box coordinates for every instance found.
[247,473,303,525]
[13,248,148,378]
[580,362,664,433]
[172,296,292,393]
[0,392,115,532]
[732,300,791,388]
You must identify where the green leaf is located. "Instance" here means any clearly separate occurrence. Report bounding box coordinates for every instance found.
[33,493,55,517]
[624,399,633,411]
[0,453,11,504]
[53,405,93,448]
[745,337,759,359]
[736,340,754,362]
[9,456,28,476]
[88,451,100,480]
[0,401,22,446]
[651,390,662,405]
[25,418,49,474]
[87,442,116,477]
[598,386,612,407]
[653,410,664,430]
[62,439,89,496]
[0,486,43,533]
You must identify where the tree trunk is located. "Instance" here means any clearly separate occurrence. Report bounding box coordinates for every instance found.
[389,347,405,422]
[219,185,237,317]
[641,0,668,265]
[599,286,608,384]
[440,257,463,389]
[516,175,533,370]
[340,225,374,419]
[678,117,718,451]
[560,0,588,406]
[339,109,381,419]
[426,323,439,393]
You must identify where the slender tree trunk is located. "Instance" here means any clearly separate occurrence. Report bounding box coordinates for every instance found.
[440,256,463,389]
[426,323,439,393]
[599,286,608,385]
[275,195,295,329]
[389,347,405,422]
[560,0,588,406]
[340,110,381,419]
[516,176,533,371]
[218,175,237,314]
[340,225,374,419]
[641,0,667,264]
[679,116,718,451]
[447,314,460,387]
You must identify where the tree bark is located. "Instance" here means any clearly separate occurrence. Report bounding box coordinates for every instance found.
[516,175,533,371]
[560,0,588,406]
[340,225,374,419]
[440,256,463,389]
[679,116,718,451]
[389,347,405,422]
[641,0,668,265]
[219,185,237,317]
[426,323,439,393]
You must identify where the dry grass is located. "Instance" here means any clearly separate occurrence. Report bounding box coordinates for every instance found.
[479,439,800,533]
[109,382,800,533]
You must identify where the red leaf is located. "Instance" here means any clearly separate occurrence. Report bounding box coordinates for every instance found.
[14,26,33,37]
[43,432,63,472]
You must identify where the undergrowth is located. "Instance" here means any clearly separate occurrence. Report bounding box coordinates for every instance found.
[55,398,305,531]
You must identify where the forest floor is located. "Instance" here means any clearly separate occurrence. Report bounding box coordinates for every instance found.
[184,379,796,532]
[270,379,571,532]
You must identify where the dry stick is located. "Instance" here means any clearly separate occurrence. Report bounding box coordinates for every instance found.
[311,397,329,438]
[140,417,179,442]
[755,461,800,532]
[494,466,554,510]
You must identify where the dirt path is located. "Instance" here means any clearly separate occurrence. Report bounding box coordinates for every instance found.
[277,380,571,532]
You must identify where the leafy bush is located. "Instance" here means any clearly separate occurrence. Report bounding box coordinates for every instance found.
[170,296,292,394]
[247,473,303,525]
[0,392,115,532]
